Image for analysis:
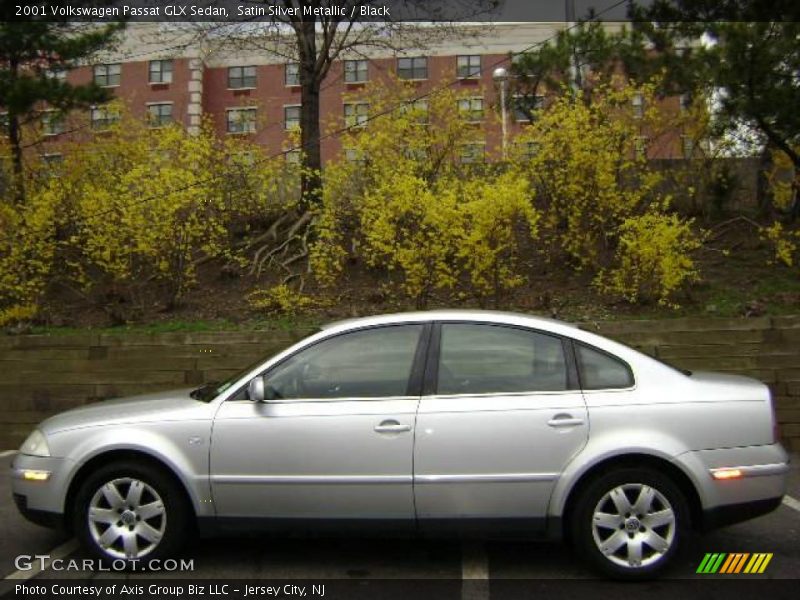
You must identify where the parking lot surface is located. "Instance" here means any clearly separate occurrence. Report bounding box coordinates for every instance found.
[2,452,798,598]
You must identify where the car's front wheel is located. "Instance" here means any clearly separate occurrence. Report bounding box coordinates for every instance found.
[572,467,690,579]
[73,461,190,567]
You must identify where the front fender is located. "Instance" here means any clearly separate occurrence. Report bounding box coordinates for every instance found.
[49,420,214,517]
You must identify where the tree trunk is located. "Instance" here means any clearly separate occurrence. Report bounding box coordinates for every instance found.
[8,112,25,206]
[7,57,25,205]
[297,20,323,209]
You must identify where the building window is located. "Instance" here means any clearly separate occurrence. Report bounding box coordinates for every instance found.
[344,102,369,128]
[46,67,67,81]
[227,108,257,134]
[457,55,481,79]
[401,99,429,124]
[513,95,544,122]
[41,110,64,136]
[634,136,649,160]
[458,97,484,123]
[284,105,301,130]
[42,153,63,168]
[398,57,428,80]
[344,59,368,83]
[147,103,173,128]
[285,149,301,164]
[149,60,173,84]
[345,148,366,164]
[632,92,644,118]
[679,92,692,113]
[681,135,695,159]
[228,66,256,89]
[90,106,120,130]
[516,141,539,160]
[285,63,300,86]
[93,63,121,87]
[459,143,485,164]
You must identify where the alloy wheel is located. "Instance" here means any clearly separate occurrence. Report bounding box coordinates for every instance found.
[87,477,167,560]
[590,483,676,569]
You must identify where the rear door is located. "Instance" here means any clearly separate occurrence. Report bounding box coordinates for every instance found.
[414,322,589,535]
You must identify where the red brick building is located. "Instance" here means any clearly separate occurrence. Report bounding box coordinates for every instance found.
[11,23,690,165]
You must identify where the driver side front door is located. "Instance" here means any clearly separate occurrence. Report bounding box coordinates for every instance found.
[209,323,428,529]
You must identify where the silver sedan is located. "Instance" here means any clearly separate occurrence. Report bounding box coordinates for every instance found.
[11,311,789,578]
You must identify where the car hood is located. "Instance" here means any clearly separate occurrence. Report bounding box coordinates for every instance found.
[38,388,209,435]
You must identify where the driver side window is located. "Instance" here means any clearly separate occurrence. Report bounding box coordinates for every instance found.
[260,325,423,400]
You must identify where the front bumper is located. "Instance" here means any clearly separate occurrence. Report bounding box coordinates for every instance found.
[11,453,74,528]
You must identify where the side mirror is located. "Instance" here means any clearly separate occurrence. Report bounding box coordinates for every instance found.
[248,377,265,402]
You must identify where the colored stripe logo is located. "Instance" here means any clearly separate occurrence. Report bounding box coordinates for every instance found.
[697,553,773,574]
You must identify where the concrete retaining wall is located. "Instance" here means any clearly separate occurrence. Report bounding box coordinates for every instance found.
[1,316,798,451]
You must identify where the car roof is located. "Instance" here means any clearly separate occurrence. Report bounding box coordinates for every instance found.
[321,310,578,334]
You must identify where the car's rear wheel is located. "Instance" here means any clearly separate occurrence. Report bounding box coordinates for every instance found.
[572,467,690,579]
[73,461,189,567]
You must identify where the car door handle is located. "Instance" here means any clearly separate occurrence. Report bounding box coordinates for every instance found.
[547,415,584,428]
[374,420,412,433]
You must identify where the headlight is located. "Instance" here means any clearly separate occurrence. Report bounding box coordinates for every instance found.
[19,429,50,457]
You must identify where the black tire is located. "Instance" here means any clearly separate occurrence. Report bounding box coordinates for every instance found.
[571,467,691,580]
[72,460,190,569]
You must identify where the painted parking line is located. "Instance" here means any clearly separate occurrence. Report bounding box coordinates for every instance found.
[783,495,800,513]
[3,539,79,581]
[0,450,17,458]
[461,543,489,600]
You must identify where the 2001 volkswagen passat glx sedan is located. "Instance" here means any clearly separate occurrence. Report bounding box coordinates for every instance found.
[12,311,789,578]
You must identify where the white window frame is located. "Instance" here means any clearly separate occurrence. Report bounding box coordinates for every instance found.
[228,65,257,90]
[226,107,257,134]
[284,104,301,130]
[93,63,121,87]
[90,105,120,131]
[285,63,300,87]
[149,59,174,84]
[457,55,481,79]
[146,102,174,128]
[458,97,484,123]
[344,102,369,129]
[41,110,64,136]
[398,56,428,81]
[344,59,368,84]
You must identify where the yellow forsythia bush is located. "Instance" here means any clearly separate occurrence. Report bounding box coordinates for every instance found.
[311,78,540,307]
[596,213,703,306]
[0,179,59,326]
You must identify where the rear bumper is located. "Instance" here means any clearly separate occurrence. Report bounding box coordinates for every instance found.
[701,496,783,531]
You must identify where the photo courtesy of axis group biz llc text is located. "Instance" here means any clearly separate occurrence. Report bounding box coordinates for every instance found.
[0,1,799,599]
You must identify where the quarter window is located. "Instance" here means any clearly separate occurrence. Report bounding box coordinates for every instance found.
[575,344,634,390]
[437,324,568,395]
[263,325,424,400]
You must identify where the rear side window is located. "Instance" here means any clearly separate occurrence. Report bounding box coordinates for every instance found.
[576,344,634,390]
[437,324,568,395]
